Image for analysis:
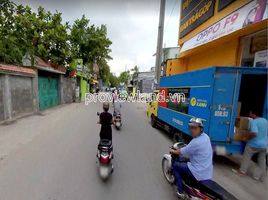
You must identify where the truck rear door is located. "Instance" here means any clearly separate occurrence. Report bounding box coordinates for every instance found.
[210,72,237,142]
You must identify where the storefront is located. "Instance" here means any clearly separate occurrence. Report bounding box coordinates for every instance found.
[90,79,99,93]
[69,59,90,101]
[76,75,90,101]
[167,0,268,76]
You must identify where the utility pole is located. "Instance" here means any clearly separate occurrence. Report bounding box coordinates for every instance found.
[154,0,165,87]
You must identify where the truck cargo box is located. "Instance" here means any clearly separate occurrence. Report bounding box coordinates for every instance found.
[158,67,267,154]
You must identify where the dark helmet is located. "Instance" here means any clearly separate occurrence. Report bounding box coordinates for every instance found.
[103,102,109,111]
[188,117,204,128]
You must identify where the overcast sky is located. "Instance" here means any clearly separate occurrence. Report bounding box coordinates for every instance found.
[14,0,180,75]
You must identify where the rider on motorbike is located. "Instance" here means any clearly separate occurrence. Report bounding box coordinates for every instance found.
[98,102,113,142]
[113,100,121,116]
[170,118,213,198]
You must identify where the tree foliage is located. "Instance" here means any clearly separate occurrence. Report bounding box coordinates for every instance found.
[0,0,113,82]
[0,0,22,64]
[70,15,112,64]
[118,71,130,85]
[69,15,112,81]
[131,65,139,77]
[0,0,70,65]
[108,72,119,87]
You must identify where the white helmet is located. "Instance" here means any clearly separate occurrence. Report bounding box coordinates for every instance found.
[188,118,204,128]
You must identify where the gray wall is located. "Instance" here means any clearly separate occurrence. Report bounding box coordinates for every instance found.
[0,75,4,121]
[138,79,154,93]
[59,76,75,104]
[0,73,37,122]
[0,71,74,123]
[10,75,34,117]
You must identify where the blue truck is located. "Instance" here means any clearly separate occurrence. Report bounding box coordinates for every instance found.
[148,66,267,154]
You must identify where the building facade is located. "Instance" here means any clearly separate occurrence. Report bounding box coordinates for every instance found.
[167,0,268,75]
[132,71,155,93]
[23,56,70,110]
[69,59,91,102]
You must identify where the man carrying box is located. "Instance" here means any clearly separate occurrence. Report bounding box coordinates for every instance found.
[233,109,268,181]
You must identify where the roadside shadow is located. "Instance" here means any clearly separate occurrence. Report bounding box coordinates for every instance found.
[213,155,239,168]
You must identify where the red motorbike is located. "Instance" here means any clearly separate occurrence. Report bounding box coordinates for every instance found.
[96,112,113,180]
[97,139,113,180]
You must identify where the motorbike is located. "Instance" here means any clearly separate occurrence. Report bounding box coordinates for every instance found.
[97,139,113,180]
[97,112,114,180]
[162,142,238,200]
[114,113,122,130]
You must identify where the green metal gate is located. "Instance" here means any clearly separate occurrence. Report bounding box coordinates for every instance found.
[38,76,59,111]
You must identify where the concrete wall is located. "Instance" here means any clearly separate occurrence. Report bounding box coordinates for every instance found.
[10,75,34,117]
[0,73,37,123]
[59,76,75,104]
[0,75,4,121]
[0,71,75,123]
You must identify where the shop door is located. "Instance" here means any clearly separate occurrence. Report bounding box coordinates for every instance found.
[38,76,59,110]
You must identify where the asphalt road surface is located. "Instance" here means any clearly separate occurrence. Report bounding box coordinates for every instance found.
[0,101,266,200]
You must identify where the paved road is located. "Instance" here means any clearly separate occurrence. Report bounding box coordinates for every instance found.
[0,102,176,200]
[0,102,267,200]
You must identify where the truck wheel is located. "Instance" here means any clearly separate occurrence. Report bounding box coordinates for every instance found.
[173,132,184,143]
[151,115,157,128]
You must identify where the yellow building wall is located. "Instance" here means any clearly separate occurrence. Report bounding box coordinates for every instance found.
[187,38,239,71]
[166,59,187,76]
[168,0,268,76]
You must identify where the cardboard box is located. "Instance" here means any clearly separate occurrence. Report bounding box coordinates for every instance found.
[234,117,252,141]
[235,117,252,130]
[234,126,256,141]
[239,117,252,130]
[235,118,240,127]
[236,102,242,117]
[234,128,247,141]
[234,127,240,140]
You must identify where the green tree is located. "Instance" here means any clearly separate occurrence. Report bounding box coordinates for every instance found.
[0,0,112,75]
[108,72,119,87]
[16,6,70,65]
[70,15,112,80]
[98,59,111,84]
[0,1,70,65]
[118,71,130,85]
[0,0,22,64]
[131,65,139,76]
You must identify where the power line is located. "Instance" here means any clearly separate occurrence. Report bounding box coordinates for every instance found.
[165,0,179,29]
